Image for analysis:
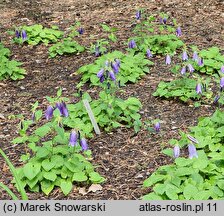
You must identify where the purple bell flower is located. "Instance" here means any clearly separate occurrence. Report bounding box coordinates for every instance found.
[154,122,160,132]
[45,106,54,120]
[213,95,220,104]
[182,51,188,61]
[77,27,84,35]
[187,135,199,144]
[109,71,116,81]
[146,49,153,58]
[97,68,104,78]
[56,102,69,117]
[220,77,224,90]
[188,64,194,73]
[221,66,224,74]
[15,30,20,38]
[180,66,186,75]
[111,62,119,74]
[163,17,167,24]
[198,57,203,66]
[100,75,105,83]
[21,30,27,41]
[31,113,36,122]
[69,130,78,147]
[61,102,69,117]
[188,144,198,159]
[80,138,88,151]
[173,145,180,158]
[159,17,163,24]
[95,46,101,57]
[196,83,202,94]
[165,54,171,65]
[193,51,198,61]
[136,10,141,20]
[128,39,136,49]
[115,59,120,68]
[176,27,182,37]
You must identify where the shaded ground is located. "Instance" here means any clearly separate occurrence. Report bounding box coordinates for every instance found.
[0,0,223,199]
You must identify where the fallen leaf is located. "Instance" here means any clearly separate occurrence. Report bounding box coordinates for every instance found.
[88,184,103,193]
[79,187,88,195]
[0,113,5,119]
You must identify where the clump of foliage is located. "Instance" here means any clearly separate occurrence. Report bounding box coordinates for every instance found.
[89,24,118,57]
[172,46,224,75]
[153,77,212,106]
[143,110,224,200]
[13,24,64,45]
[64,92,142,134]
[76,50,153,88]
[48,22,85,58]
[12,99,105,196]
[49,39,85,58]
[0,43,26,80]
[131,13,184,55]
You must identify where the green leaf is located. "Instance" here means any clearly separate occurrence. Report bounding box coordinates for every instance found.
[175,158,193,167]
[0,182,19,200]
[36,147,51,159]
[142,192,163,200]
[143,174,166,187]
[72,172,88,182]
[193,190,210,200]
[51,155,64,168]
[217,180,224,190]
[60,179,73,196]
[23,163,41,180]
[43,171,57,181]
[162,148,173,157]
[192,158,208,170]
[0,149,28,200]
[41,159,55,171]
[34,125,51,137]
[26,176,39,189]
[175,167,194,176]
[41,180,54,195]
[89,172,105,183]
[153,184,166,195]
[183,184,198,199]
[35,110,42,121]
[165,184,180,200]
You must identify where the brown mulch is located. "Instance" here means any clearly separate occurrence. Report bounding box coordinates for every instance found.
[0,0,223,200]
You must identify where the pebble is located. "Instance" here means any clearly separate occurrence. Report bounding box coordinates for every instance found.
[20,86,25,90]
[0,113,5,119]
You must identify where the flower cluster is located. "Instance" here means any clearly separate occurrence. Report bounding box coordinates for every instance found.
[45,101,69,120]
[97,59,120,83]
[173,135,198,159]
[69,130,88,151]
[15,29,27,41]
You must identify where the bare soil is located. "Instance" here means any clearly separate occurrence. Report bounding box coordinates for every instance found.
[0,0,223,200]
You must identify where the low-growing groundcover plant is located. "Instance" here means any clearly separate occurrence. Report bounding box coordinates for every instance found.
[76,50,153,88]
[11,100,105,196]
[88,23,118,57]
[66,59,142,134]
[48,22,85,58]
[143,109,224,200]
[48,38,85,58]
[172,46,224,75]
[131,12,184,55]
[0,42,26,80]
[12,24,64,45]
